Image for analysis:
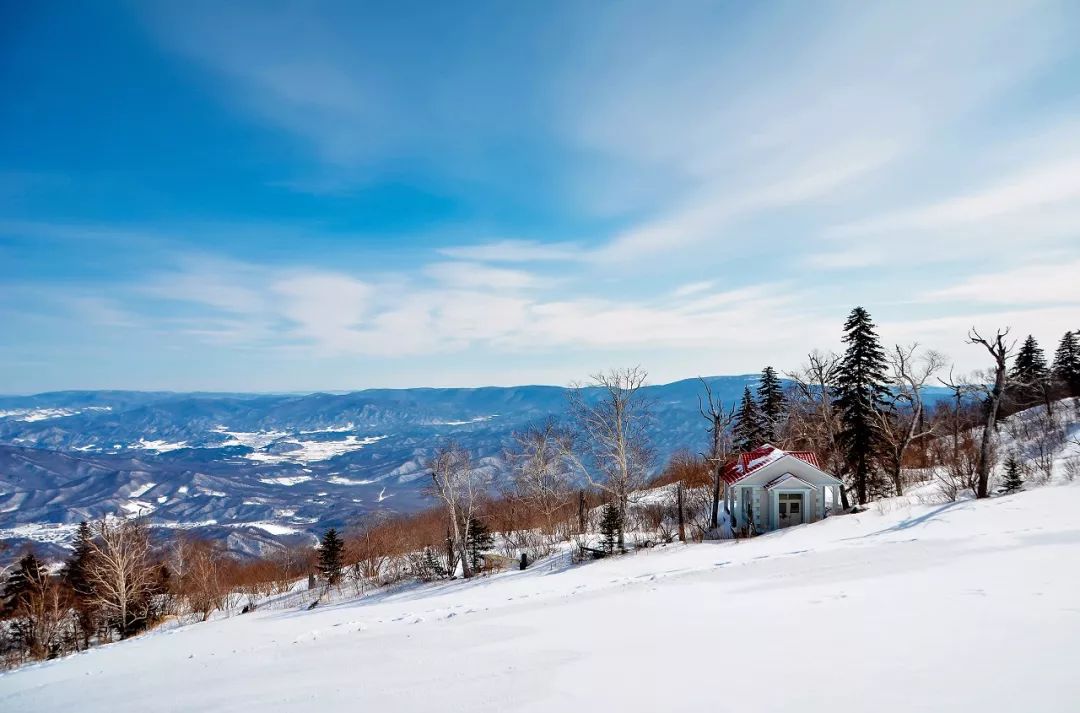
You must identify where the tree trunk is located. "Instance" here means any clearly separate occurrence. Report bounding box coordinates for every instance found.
[577,489,586,533]
[977,382,1004,499]
[449,516,473,579]
[855,457,868,505]
[616,496,626,552]
[710,465,722,529]
[677,482,686,542]
[445,526,455,577]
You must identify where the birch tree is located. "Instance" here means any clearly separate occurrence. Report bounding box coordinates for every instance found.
[565,367,654,550]
[426,442,488,579]
[876,344,945,495]
[504,418,576,536]
[84,519,156,638]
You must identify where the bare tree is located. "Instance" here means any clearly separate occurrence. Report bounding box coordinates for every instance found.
[504,418,576,536]
[565,367,654,550]
[184,540,229,621]
[426,442,489,579]
[876,344,946,495]
[967,327,1015,498]
[698,377,736,529]
[786,350,849,509]
[84,519,157,638]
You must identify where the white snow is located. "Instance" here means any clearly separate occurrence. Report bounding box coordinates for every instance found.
[427,414,498,426]
[129,482,156,498]
[242,434,388,464]
[299,423,356,434]
[326,475,378,486]
[257,475,313,487]
[2,483,1078,711]
[0,406,110,422]
[132,438,188,453]
[225,521,299,536]
[213,427,289,449]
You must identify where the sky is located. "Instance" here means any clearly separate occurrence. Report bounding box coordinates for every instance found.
[2,0,1080,393]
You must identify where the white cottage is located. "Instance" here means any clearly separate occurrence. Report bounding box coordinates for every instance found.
[723,444,844,534]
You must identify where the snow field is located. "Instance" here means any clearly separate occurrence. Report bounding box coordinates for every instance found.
[2,482,1078,712]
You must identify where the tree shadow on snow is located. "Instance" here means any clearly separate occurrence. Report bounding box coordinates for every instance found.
[842,500,971,541]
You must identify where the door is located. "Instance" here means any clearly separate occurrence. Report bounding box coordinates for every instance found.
[778,493,804,528]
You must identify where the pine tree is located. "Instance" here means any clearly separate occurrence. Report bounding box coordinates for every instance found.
[757,366,786,442]
[1,552,46,617]
[62,521,94,598]
[62,521,97,648]
[1002,456,1023,494]
[317,528,345,586]
[733,386,765,452]
[1011,335,1049,407]
[833,306,890,505]
[1052,331,1080,397]
[465,517,494,570]
[598,503,623,554]
[1012,335,1048,382]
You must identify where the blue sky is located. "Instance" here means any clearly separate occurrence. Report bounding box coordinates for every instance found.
[3,1,1080,393]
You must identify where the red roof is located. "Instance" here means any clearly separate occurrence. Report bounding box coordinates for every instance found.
[722,444,821,484]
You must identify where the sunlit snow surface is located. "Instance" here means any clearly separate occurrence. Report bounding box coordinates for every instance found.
[212,427,388,464]
[0,406,111,422]
[3,484,1078,712]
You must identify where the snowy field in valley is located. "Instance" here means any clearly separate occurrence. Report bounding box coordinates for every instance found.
[2,483,1079,712]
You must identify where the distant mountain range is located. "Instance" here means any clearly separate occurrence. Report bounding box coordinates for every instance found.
[0,376,950,560]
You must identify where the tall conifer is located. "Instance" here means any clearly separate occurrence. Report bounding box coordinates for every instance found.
[833,307,889,505]
[733,386,765,452]
[317,529,345,586]
[1052,331,1080,397]
[757,366,786,442]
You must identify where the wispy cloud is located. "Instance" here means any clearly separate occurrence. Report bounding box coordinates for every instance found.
[925,259,1080,306]
[437,240,582,263]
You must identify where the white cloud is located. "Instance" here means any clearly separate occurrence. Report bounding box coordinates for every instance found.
[925,259,1080,306]
[438,240,582,263]
[272,272,374,351]
[830,155,1080,239]
[423,262,545,291]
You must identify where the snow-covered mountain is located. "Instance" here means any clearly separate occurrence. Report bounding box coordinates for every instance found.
[1,375,794,556]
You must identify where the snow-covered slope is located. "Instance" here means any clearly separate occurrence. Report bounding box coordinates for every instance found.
[3,483,1077,712]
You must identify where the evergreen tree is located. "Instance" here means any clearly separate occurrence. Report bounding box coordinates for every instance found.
[756,366,786,442]
[465,517,494,570]
[1,552,46,617]
[598,503,623,554]
[733,386,765,452]
[1012,335,1048,382]
[1053,331,1080,397]
[1011,335,1049,407]
[833,306,890,505]
[1002,456,1023,494]
[62,521,94,598]
[62,521,97,648]
[317,528,345,586]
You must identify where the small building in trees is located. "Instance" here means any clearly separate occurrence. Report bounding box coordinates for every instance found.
[723,444,844,534]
